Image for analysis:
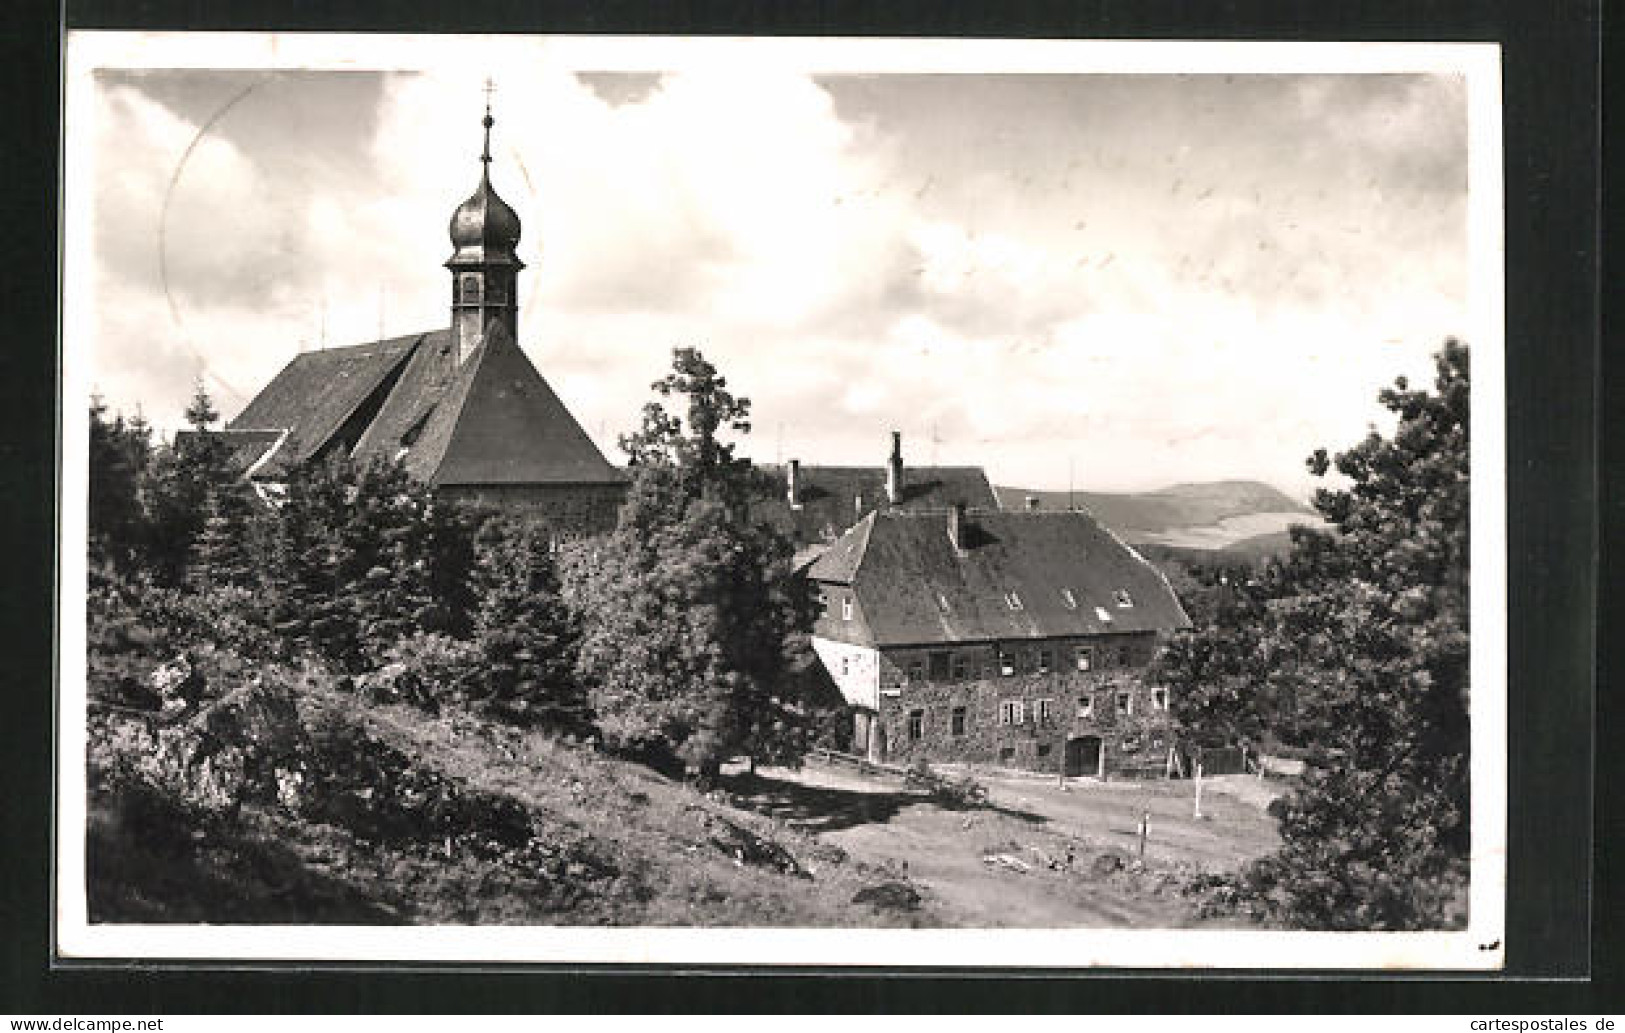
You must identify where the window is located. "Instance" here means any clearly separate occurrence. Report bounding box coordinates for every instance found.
[1036,698,1054,725]
[1077,694,1095,719]
[951,706,967,736]
[999,700,1025,726]
[1075,647,1094,672]
[1036,743,1052,759]
[486,278,507,303]
[928,651,951,680]
[1120,647,1133,667]
[841,596,854,621]
[1114,588,1135,608]
[950,654,969,680]
[999,746,1016,763]
[997,648,1016,677]
[840,656,851,677]
[1151,688,1169,711]
[1060,588,1078,609]
[1151,735,1165,750]
[1115,691,1133,717]
[1095,606,1114,623]
[906,660,925,683]
[460,275,480,303]
[907,709,925,741]
[934,591,952,614]
[1005,590,1024,610]
[1121,735,1142,753]
[1037,649,1053,674]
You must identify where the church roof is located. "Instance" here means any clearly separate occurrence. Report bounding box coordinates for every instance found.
[227,334,420,466]
[806,508,1191,647]
[229,321,623,488]
[358,319,625,487]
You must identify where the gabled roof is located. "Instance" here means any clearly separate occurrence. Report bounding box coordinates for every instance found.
[227,334,421,466]
[757,463,997,546]
[808,509,1191,647]
[352,319,624,487]
[348,328,464,476]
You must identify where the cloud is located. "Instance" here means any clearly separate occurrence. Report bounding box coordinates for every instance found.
[83,60,1472,493]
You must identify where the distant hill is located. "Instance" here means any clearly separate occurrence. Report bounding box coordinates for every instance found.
[995,480,1322,554]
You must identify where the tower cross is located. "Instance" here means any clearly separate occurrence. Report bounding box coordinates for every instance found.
[481,78,496,165]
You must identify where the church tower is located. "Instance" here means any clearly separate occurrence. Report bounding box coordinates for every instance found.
[446,91,523,366]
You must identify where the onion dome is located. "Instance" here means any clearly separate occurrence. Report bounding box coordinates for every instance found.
[447,109,523,265]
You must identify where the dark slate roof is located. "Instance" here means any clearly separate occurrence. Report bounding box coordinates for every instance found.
[756,463,997,545]
[807,508,1191,647]
[173,428,286,473]
[227,334,420,465]
[353,319,624,487]
[348,328,464,476]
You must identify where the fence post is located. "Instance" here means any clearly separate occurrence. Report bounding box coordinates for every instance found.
[1193,761,1204,819]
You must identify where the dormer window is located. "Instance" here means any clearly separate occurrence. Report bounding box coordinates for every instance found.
[1114,589,1135,608]
[841,597,854,621]
[935,591,952,614]
[1005,591,1024,611]
[1095,606,1114,623]
[1060,588,1078,609]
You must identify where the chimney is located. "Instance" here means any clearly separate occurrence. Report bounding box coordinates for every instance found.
[948,501,968,553]
[786,459,802,510]
[885,430,904,505]
[1025,495,1041,511]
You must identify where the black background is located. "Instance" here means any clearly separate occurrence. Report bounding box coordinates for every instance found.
[1,0,1608,1013]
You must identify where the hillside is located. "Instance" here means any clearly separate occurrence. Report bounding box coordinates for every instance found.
[87,681,1274,930]
[996,480,1321,553]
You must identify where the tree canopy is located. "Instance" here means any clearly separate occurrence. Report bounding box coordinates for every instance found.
[563,347,828,775]
[1152,340,1471,929]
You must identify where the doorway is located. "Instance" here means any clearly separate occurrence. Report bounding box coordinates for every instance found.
[1065,735,1103,778]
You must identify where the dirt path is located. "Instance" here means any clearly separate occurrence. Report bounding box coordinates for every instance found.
[745,762,1281,928]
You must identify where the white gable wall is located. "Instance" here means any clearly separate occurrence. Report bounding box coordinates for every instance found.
[810,636,881,711]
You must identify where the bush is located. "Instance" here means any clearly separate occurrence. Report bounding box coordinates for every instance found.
[355,632,481,713]
[903,760,989,809]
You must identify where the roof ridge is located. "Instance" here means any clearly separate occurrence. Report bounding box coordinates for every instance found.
[418,328,492,485]
[294,329,439,359]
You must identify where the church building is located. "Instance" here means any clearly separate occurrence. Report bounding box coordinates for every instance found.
[218,101,627,537]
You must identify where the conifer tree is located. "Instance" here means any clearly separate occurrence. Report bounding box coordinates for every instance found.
[471,518,589,730]
[564,348,826,777]
[1152,340,1471,929]
[142,383,239,585]
[88,398,151,569]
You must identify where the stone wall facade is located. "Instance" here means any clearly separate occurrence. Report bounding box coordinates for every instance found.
[859,632,1176,777]
[438,482,625,539]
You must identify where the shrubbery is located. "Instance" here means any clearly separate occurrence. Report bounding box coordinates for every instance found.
[86,362,840,920]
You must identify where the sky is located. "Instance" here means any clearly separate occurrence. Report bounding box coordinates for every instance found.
[79,49,1474,494]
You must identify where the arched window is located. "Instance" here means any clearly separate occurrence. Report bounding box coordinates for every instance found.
[460,275,480,303]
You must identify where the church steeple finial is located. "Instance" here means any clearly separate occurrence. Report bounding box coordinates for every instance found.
[481,77,495,167]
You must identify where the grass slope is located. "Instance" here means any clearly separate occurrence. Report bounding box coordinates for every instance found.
[88,683,1264,930]
[89,685,934,927]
